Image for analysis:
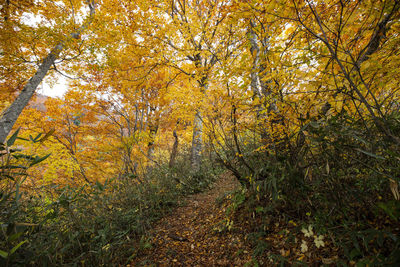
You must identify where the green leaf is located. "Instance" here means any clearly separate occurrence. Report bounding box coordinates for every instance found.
[39,129,55,143]
[9,240,27,255]
[255,206,264,213]
[349,248,360,260]
[8,232,23,242]
[33,133,42,142]
[96,180,104,191]
[1,165,28,170]
[377,202,398,221]
[0,249,8,258]
[0,174,15,181]
[309,121,320,128]
[2,172,27,177]
[12,154,35,160]
[6,128,20,147]
[143,242,152,249]
[351,134,367,145]
[29,153,51,167]
[355,148,385,160]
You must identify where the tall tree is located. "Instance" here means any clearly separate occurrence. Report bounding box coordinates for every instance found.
[0,0,95,143]
[130,0,239,172]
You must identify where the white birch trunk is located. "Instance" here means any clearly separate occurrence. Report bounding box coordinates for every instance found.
[190,110,203,172]
[248,25,263,100]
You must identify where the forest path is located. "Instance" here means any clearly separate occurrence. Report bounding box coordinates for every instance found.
[129,172,253,266]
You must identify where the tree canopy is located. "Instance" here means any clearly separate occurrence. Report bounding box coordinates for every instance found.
[1,0,400,265]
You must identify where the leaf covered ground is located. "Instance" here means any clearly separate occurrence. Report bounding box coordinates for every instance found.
[128,171,399,266]
[129,173,254,266]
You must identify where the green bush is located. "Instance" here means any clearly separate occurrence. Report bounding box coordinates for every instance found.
[216,111,400,265]
[0,132,219,266]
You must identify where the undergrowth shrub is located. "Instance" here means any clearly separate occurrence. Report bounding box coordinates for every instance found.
[0,131,221,266]
[216,111,400,265]
[150,152,222,194]
[1,170,179,266]
[18,176,181,266]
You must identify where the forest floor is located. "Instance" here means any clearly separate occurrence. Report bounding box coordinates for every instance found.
[129,172,254,266]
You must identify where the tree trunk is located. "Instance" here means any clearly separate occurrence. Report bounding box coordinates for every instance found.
[146,144,155,173]
[248,22,270,142]
[248,24,262,101]
[146,121,158,174]
[0,1,95,144]
[190,80,208,173]
[190,110,203,172]
[0,46,61,144]
[169,129,179,168]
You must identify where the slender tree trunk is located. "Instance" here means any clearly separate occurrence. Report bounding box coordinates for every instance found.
[146,122,158,174]
[0,1,95,144]
[248,24,262,101]
[190,81,207,172]
[0,46,61,143]
[190,110,203,172]
[249,21,276,106]
[70,153,90,184]
[248,22,271,142]
[146,145,155,173]
[169,129,179,168]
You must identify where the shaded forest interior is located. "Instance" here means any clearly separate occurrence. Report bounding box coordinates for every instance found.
[1,0,400,266]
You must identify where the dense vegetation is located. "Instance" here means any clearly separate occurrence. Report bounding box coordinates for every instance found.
[1,0,400,265]
[1,133,220,265]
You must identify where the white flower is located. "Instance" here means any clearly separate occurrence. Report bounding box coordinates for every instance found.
[301,225,314,237]
[314,235,325,248]
[301,240,308,252]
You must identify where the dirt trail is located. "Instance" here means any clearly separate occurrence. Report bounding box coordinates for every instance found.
[129,173,253,266]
